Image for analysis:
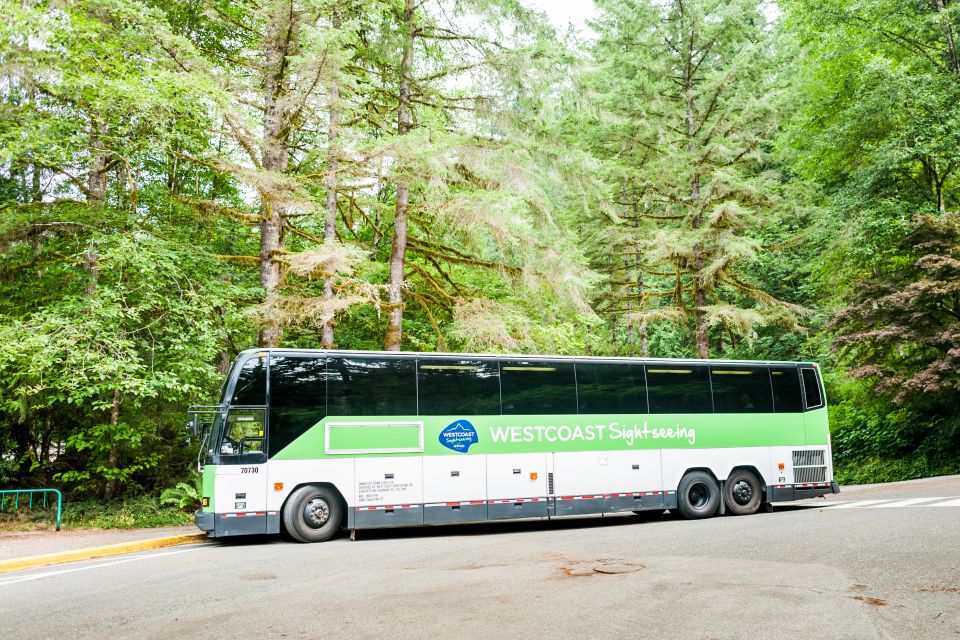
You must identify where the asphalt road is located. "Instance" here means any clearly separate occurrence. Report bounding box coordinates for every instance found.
[3,476,959,639]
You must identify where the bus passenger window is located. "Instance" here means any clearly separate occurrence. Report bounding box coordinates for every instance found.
[269,356,327,455]
[576,361,647,414]
[327,358,417,416]
[500,360,577,415]
[417,359,500,415]
[646,365,712,414]
[801,368,824,410]
[770,366,803,412]
[710,366,773,413]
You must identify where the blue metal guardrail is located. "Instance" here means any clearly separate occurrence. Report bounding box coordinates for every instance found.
[0,489,62,531]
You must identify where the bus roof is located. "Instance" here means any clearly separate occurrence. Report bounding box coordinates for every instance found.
[234,348,819,368]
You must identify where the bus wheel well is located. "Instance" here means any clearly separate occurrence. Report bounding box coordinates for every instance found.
[727,466,765,488]
[678,467,719,488]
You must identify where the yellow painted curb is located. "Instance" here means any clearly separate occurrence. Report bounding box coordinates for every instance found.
[0,532,209,574]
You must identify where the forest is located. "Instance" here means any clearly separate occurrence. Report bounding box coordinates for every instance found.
[0,0,958,504]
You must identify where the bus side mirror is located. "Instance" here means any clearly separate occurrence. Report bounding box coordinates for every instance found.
[186,415,199,436]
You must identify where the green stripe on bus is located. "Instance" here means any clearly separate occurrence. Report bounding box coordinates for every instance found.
[273,409,828,460]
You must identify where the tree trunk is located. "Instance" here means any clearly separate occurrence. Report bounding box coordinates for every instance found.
[258,200,284,348]
[216,351,232,375]
[257,1,296,348]
[321,11,341,349]
[384,0,416,351]
[937,0,960,75]
[31,165,41,202]
[88,121,109,204]
[10,419,32,484]
[637,269,649,357]
[684,36,709,360]
[83,121,108,294]
[104,388,121,500]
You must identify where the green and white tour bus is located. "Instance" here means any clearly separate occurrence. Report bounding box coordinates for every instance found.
[189,349,839,542]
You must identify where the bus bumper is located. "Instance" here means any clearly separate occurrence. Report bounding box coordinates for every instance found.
[769,481,840,502]
[194,510,280,537]
[194,510,215,534]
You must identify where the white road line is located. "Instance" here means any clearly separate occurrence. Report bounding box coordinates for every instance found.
[873,497,950,508]
[823,500,896,509]
[0,546,204,587]
[929,498,960,507]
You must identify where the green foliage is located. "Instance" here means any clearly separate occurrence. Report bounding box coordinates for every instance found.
[834,453,960,486]
[160,474,202,511]
[60,496,193,529]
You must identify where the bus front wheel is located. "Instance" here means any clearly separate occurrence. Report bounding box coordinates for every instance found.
[723,470,762,516]
[283,485,343,543]
[677,471,720,519]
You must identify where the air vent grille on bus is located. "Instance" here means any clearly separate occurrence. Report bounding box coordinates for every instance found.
[792,450,827,483]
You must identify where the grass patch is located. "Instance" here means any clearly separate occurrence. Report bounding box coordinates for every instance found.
[0,507,61,532]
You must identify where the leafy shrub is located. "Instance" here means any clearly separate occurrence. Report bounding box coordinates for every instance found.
[160,477,201,511]
[60,496,192,529]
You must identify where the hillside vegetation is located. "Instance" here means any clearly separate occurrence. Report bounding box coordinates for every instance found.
[1,0,958,500]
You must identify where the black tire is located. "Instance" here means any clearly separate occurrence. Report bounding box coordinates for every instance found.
[723,470,762,516]
[677,471,720,519]
[283,485,343,543]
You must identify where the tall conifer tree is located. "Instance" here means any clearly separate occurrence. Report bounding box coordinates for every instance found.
[587,0,797,358]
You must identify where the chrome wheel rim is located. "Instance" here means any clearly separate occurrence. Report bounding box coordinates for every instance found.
[303,497,330,529]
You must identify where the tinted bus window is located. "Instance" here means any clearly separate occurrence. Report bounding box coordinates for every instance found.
[269,357,326,455]
[327,357,416,416]
[417,359,500,415]
[500,360,577,414]
[802,368,824,409]
[576,361,647,414]
[710,366,772,413]
[646,365,712,413]
[232,355,266,405]
[770,366,803,412]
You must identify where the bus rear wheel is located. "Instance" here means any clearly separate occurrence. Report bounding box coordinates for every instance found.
[677,471,720,519]
[283,485,343,543]
[723,470,762,516]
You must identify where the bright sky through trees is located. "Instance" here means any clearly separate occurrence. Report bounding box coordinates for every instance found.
[523,0,597,35]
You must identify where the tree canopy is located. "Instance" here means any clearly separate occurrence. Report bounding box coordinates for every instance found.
[1,0,958,495]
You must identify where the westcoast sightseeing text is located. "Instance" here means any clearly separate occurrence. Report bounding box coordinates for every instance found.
[489,421,696,446]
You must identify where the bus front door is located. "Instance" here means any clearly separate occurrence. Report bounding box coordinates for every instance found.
[215,407,269,536]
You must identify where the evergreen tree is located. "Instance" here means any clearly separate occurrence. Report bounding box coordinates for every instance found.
[586,0,798,358]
